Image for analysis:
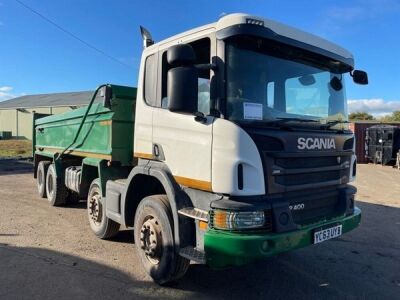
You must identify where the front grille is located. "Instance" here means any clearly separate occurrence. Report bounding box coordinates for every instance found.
[261,152,351,194]
[276,156,342,169]
[265,154,351,227]
[289,194,340,225]
[276,170,341,186]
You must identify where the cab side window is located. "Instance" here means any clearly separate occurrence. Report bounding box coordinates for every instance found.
[161,38,211,115]
[144,54,157,106]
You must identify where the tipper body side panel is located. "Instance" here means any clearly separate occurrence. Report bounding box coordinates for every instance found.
[34,85,137,166]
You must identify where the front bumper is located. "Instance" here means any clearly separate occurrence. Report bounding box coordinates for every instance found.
[204,207,361,268]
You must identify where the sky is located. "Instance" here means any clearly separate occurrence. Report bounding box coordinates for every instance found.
[0,0,399,116]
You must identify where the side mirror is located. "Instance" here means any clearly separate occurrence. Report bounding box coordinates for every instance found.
[298,74,316,86]
[352,70,368,85]
[167,44,198,113]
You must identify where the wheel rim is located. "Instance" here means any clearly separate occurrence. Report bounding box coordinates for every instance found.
[89,192,102,226]
[140,216,163,265]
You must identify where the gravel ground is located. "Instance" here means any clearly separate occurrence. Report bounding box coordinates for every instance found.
[0,160,399,299]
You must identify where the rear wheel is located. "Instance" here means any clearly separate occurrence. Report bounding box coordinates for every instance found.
[87,179,120,239]
[134,194,190,284]
[37,161,51,198]
[46,164,68,206]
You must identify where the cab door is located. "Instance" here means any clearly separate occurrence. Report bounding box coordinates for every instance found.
[152,37,214,191]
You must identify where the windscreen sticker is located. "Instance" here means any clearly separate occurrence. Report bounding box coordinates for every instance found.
[243,102,263,120]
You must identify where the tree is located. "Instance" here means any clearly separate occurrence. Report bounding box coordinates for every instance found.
[379,115,393,122]
[377,111,400,122]
[390,111,400,121]
[349,111,375,121]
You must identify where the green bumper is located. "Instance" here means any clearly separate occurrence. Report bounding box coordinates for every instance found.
[204,207,361,268]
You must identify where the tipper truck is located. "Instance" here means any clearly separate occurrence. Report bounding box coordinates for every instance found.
[33,13,368,284]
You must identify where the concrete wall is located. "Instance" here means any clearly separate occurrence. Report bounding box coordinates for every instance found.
[0,106,81,140]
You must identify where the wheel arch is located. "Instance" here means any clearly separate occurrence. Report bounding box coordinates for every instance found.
[34,153,53,179]
[121,161,193,250]
[80,162,100,200]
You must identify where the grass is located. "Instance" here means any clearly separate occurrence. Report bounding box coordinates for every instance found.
[0,139,32,158]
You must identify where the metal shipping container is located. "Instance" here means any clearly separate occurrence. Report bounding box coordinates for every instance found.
[0,131,12,140]
[349,122,400,163]
[365,125,400,165]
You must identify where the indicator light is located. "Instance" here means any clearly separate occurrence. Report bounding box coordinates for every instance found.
[246,18,264,26]
[211,210,265,230]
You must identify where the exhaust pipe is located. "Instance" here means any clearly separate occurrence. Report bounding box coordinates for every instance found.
[140,26,154,48]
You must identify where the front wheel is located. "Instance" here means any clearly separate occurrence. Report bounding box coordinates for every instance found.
[134,194,190,284]
[87,179,120,239]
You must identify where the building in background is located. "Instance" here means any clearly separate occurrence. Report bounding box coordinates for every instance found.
[0,91,96,140]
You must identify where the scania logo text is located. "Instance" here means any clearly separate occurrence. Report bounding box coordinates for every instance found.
[297,137,336,150]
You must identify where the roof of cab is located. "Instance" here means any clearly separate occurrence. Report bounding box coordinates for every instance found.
[216,13,353,62]
[148,13,353,64]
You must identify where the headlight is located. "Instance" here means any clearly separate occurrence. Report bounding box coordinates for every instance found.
[211,210,265,230]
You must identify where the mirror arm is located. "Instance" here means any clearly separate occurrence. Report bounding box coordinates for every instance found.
[195,63,217,71]
[194,111,207,124]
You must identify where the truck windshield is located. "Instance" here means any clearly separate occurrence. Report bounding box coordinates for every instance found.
[225,36,349,129]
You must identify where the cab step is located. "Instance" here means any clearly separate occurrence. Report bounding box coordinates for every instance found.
[178,207,208,222]
[179,246,206,264]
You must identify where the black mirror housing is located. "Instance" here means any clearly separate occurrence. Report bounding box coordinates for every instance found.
[167,44,196,66]
[352,70,368,85]
[168,67,198,113]
[167,44,198,114]
[298,74,316,86]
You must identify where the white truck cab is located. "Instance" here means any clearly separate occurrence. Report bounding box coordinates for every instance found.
[134,13,363,196]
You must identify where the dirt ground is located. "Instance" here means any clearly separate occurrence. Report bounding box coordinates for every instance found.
[0,160,399,299]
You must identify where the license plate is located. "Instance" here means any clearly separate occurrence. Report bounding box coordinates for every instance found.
[314,224,342,244]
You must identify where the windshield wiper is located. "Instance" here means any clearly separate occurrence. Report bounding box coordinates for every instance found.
[239,118,349,132]
[322,120,350,129]
[239,117,319,129]
[274,117,320,124]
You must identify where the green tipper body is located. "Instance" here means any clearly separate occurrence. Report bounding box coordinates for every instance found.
[34,85,137,166]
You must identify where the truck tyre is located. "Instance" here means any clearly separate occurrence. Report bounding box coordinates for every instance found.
[87,179,120,239]
[37,161,51,198]
[134,194,190,284]
[46,164,68,206]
